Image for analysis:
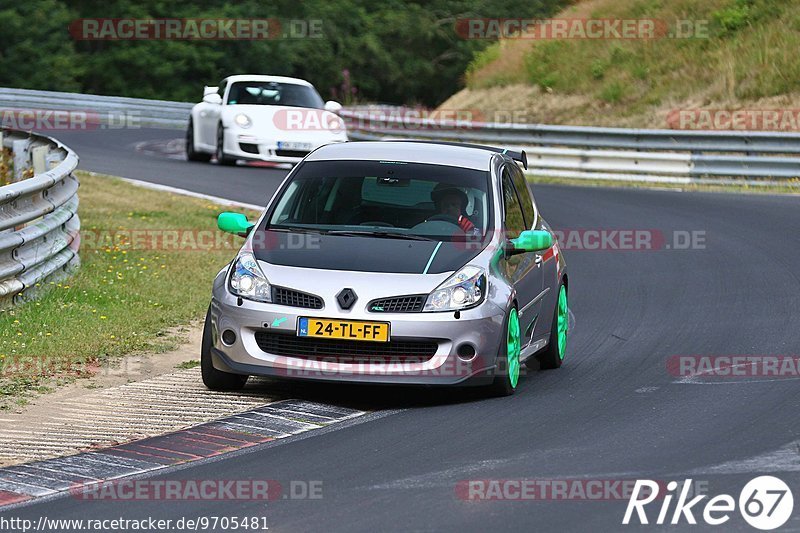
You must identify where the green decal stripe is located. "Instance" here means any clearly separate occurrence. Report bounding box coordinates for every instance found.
[422,241,443,274]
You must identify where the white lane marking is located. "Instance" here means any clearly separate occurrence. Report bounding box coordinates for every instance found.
[687,441,800,475]
[263,407,338,422]
[85,171,264,211]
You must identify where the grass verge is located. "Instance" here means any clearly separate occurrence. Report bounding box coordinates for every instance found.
[450,0,800,128]
[0,171,259,408]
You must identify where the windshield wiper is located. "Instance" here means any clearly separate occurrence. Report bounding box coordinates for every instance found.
[325,230,438,241]
[268,226,328,235]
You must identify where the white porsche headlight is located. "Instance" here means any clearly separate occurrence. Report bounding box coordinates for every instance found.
[234,113,252,128]
[423,266,486,312]
[229,252,271,302]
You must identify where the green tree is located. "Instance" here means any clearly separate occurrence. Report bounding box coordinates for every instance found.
[1,0,570,106]
[0,0,83,91]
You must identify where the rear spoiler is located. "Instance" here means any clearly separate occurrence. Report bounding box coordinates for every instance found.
[500,148,528,170]
[383,140,528,170]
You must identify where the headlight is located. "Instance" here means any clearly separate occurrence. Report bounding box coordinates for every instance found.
[423,266,486,312]
[229,252,271,302]
[234,113,252,128]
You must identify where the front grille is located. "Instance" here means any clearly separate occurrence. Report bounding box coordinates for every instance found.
[254,332,438,363]
[272,287,323,309]
[239,143,259,154]
[275,149,310,158]
[369,295,426,313]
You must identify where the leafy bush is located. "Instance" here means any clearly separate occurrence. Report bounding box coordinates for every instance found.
[713,0,752,34]
[599,81,625,103]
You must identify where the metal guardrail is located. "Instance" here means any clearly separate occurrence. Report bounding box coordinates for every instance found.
[0,129,80,308]
[340,110,800,186]
[2,87,799,185]
[0,88,191,129]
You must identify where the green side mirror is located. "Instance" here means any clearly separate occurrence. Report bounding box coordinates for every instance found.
[218,212,255,236]
[512,229,553,253]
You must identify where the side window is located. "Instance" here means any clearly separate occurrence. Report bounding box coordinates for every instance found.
[509,165,535,228]
[502,170,526,238]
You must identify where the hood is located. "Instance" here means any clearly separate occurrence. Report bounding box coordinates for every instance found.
[252,231,485,274]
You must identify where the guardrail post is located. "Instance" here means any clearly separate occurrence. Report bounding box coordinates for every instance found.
[12,138,30,183]
[31,145,48,175]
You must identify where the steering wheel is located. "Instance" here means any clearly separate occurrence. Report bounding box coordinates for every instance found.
[360,221,394,227]
[426,214,460,226]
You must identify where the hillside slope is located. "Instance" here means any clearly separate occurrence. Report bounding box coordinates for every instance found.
[440,0,800,129]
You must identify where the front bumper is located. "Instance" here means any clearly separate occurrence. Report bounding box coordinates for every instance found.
[210,290,506,386]
[223,131,346,164]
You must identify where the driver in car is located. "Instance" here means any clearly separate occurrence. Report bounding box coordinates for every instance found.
[431,184,479,234]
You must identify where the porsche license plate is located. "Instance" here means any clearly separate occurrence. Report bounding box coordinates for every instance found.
[298,318,390,342]
[277,141,313,151]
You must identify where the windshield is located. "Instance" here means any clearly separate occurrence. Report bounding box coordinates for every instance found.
[265,160,492,242]
[226,81,324,109]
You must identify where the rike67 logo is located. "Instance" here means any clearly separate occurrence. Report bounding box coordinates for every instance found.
[623,476,794,530]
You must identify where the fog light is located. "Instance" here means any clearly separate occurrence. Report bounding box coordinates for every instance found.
[457,344,476,361]
[221,329,237,346]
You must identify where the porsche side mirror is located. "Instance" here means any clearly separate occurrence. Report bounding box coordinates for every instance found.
[324,100,343,113]
[203,93,222,105]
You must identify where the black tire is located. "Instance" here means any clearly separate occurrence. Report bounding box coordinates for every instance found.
[535,282,567,370]
[201,307,248,391]
[490,306,521,397]
[216,124,236,166]
[185,118,212,162]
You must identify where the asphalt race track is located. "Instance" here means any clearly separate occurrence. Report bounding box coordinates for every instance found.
[51,128,290,204]
[4,128,800,531]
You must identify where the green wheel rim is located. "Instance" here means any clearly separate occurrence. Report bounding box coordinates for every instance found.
[557,286,568,360]
[507,308,521,388]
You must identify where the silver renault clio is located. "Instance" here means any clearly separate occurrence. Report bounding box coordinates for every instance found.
[204,140,568,395]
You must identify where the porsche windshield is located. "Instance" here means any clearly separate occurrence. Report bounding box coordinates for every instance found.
[266,161,492,241]
[226,81,325,109]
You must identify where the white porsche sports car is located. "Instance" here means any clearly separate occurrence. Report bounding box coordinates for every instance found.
[186,74,348,165]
